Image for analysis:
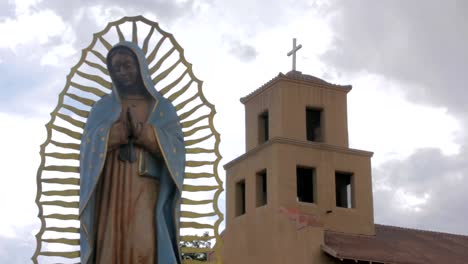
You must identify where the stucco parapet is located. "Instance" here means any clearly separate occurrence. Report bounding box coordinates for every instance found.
[240,71,352,104]
[224,137,373,170]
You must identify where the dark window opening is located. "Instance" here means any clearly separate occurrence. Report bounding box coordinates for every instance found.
[259,111,269,144]
[256,170,267,207]
[306,108,323,142]
[236,180,246,216]
[336,172,353,208]
[296,167,315,203]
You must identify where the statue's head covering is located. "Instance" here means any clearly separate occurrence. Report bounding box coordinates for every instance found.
[106,41,162,101]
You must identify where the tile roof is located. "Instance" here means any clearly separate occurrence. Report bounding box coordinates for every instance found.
[240,70,351,104]
[322,224,468,264]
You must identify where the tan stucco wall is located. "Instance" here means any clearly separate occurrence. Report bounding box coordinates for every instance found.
[274,140,375,235]
[224,140,374,263]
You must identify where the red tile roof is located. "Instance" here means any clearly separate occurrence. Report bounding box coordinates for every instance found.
[240,70,351,104]
[322,224,468,264]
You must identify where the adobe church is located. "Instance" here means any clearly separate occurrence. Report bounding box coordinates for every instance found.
[221,43,468,264]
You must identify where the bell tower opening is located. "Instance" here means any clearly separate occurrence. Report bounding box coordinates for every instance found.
[235,180,246,216]
[258,111,269,144]
[306,107,323,142]
[335,171,353,208]
[296,166,315,203]
[256,169,267,207]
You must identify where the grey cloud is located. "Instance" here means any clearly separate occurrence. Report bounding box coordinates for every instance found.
[27,0,204,53]
[320,2,468,234]
[322,0,468,116]
[38,0,199,25]
[0,1,14,19]
[224,38,258,62]
[373,147,468,235]
[212,0,321,35]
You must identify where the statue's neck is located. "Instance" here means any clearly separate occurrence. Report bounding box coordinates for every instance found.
[117,84,149,98]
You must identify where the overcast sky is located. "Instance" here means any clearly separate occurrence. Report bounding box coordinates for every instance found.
[1,0,468,262]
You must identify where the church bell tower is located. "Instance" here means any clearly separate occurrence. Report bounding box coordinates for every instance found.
[223,70,375,264]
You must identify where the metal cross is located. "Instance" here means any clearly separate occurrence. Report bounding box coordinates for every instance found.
[287,38,302,71]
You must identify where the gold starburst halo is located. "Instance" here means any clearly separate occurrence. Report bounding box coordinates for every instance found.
[33,15,223,264]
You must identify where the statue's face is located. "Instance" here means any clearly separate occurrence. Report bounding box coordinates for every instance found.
[110,52,140,90]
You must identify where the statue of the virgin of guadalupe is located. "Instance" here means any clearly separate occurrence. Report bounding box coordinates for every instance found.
[79,41,185,264]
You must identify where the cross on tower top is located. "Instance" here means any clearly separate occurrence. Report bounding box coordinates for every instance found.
[287,38,302,71]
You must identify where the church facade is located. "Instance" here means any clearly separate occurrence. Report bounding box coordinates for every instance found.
[221,71,468,264]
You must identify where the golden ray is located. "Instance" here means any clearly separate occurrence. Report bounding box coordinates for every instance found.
[62,104,90,118]
[45,227,79,233]
[152,58,181,83]
[115,24,125,42]
[181,197,213,205]
[42,178,79,185]
[66,92,96,107]
[40,201,79,208]
[44,152,80,160]
[160,69,188,95]
[185,148,215,154]
[99,36,112,51]
[132,21,138,44]
[175,92,198,111]
[181,211,217,218]
[142,26,155,54]
[167,79,192,102]
[185,134,213,146]
[179,103,203,121]
[181,114,210,129]
[149,47,176,74]
[44,214,79,220]
[147,36,166,64]
[183,125,210,137]
[90,50,107,65]
[84,60,109,76]
[76,71,112,89]
[42,238,79,246]
[39,251,80,258]
[186,160,215,167]
[50,140,80,151]
[70,82,107,97]
[56,113,85,129]
[183,184,218,192]
[42,190,79,196]
[51,125,82,140]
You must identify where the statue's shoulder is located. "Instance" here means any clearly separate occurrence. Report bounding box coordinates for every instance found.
[84,94,117,126]
[158,95,177,115]
[91,93,114,111]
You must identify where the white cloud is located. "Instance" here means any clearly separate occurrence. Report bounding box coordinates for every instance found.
[0,9,66,50]
[40,43,76,66]
[0,112,44,238]
[12,0,43,16]
[346,73,461,165]
[373,147,468,235]
[394,189,430,212]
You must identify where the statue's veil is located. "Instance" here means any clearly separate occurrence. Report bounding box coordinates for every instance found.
[33,16,223,264]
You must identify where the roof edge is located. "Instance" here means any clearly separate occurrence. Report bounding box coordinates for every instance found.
[240,71,352,104]
[374,224,468,239]
[224,137,373,170]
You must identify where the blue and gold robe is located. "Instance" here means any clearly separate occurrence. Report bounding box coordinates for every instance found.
[79,42,185,264]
